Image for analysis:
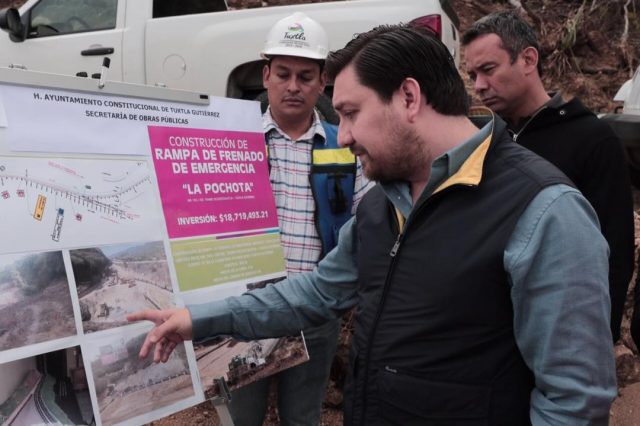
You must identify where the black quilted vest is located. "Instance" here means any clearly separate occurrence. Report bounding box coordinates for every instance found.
[345,118,572,425]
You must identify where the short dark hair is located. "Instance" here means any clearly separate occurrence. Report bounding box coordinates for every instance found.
[326,24,468,116]
[462,10,542,76]
[265,56,325,74]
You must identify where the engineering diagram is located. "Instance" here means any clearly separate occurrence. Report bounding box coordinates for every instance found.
[0,157,166,253]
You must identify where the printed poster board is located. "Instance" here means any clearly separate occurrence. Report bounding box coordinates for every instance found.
[0,68,307,426]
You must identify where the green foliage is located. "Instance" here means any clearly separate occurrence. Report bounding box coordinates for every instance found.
[558,0,587,56]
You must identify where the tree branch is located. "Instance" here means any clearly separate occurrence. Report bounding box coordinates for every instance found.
[620,0,633,76]
[511,0,544,35]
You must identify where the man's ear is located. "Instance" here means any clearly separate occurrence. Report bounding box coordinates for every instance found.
[521,46,539,75]
[319,70,328,93]
[398,78,422,121]
[262,63,271,89]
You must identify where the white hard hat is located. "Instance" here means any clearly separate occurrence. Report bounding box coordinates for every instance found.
[261,12,329,60]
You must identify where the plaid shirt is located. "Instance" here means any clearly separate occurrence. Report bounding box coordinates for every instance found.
[264,108,372,274]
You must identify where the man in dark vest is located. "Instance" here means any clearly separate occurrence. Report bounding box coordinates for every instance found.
[129,24,616,425]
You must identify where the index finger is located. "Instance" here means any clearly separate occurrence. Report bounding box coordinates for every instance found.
[127,309,163,324]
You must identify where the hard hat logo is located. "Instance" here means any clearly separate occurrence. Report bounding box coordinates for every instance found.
[283,31,306,41]
[287,23,303,33]
[284,23,306,41]
[261,12,329,61]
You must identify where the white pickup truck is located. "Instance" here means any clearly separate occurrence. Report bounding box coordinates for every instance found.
[0,0,460,113]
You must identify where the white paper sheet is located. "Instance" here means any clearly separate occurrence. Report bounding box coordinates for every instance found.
[1,84,262,155]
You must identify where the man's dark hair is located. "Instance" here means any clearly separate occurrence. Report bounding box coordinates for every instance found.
[462,10,542,76]
[326,24,468,115]
[265,57,325,74]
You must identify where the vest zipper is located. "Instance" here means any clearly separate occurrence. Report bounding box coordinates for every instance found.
[389,233,402,257]
[359,242,402,424]
[359,208,406,424]
[357,186,464,425]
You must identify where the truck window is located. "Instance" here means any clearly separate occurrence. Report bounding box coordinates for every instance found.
[28,0,117,38]
[153,0,228,19]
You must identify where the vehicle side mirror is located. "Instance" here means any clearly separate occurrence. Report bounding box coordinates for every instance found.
[0,8,26,42]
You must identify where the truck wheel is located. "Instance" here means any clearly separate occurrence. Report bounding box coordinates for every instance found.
[255,91,340,125]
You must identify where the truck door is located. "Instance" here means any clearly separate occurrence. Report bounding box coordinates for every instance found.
[1,0,123,80]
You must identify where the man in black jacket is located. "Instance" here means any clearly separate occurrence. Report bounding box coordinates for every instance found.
[463,10,635,343]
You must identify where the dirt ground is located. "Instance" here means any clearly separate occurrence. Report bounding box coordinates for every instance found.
[0,277,76,351]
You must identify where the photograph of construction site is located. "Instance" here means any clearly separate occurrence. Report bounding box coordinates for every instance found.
[0,251,76,352]
[87,329,195,425]
[0,346,94,425]
[196,335,308,398]
[195,278,309,398]
[70,241,174,334]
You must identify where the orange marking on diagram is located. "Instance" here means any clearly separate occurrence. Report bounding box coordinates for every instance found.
[34,194,46,220]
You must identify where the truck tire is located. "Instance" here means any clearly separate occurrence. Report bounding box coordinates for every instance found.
[255,91,340,125]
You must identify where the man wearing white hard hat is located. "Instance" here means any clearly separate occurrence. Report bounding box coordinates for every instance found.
[228,12,372,425]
